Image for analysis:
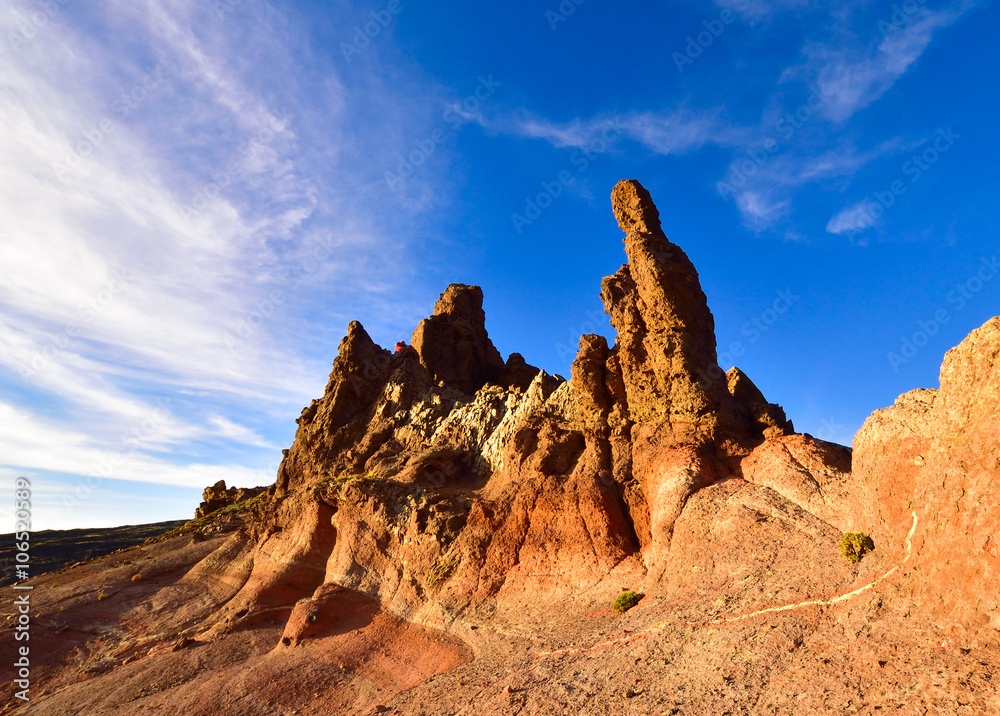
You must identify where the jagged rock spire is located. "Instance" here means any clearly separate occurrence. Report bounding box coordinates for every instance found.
[411,284,506,395]
[600,180,744,444]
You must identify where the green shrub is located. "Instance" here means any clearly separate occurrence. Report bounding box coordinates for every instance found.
[613,590,642,613]
[839,533,874,563]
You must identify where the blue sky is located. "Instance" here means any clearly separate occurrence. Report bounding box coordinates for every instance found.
[1,0,997,530]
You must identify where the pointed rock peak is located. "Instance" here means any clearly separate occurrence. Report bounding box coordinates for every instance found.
[327,320,391,389]
[500,352,543,392]
[603,181,713,340]
[412,284,504,395]
[612,179,662,236]
[600,181,734,432]
[345,319,366,338]
[725,367,768,406]
[337,321,381,364]
[329,321,393,389]
[432,284,485,321]
[726,367,794,439]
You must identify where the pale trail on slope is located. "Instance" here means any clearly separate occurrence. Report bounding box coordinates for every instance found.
[536,512,919,659]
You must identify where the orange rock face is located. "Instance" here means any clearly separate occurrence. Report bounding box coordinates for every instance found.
[851,317,1000,635]
[741,434,854,531]
[11,182,999,714]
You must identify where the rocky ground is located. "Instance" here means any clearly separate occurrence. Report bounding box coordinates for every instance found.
[4,180,997,714]
[8,513,997,715]
[0,521,185,587]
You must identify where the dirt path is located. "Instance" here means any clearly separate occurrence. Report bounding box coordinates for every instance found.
[536,512,918,658]
[703,511,918,626]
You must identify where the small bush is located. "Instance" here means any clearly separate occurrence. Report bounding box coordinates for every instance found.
[97,592,109,601]
[613,590,642,613]
[839,533,874,563]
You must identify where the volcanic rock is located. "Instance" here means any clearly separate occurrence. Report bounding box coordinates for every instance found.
[851,316,1000,638]
[12,181,1000,715]
[194,480,268,519]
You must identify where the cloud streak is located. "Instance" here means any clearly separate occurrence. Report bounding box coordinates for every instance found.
[478,108,752,160]
[790,2,975,122]
[721,138,908,229]
[826,199,878,235]
[0,0,460,527]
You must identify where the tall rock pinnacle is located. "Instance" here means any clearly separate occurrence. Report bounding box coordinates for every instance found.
[601,179,746,447]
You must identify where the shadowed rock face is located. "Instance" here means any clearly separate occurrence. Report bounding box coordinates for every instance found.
[18,181,1000,715]
[411,284,506,396]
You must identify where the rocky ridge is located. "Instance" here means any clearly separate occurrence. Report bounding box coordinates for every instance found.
[194,480,268,519]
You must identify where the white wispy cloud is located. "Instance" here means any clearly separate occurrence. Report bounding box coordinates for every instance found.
[0,3,322,401]
[826,199,879,235]
[208,416,277,449]
[0,401,258,489]
[479,108,750,155]
[480,103,894,232]
[713,0,975,229]
[822,127,960,238]
[788,2,975,122]
[734,191,792,229]
[0,0,457,526]
[720,139,904,229]
[620,111,751,154]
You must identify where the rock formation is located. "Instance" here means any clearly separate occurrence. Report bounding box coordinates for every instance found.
[12,180,1000,715]
[194,480,267,519]
[263,180,799,607]
[410,283,506,394]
